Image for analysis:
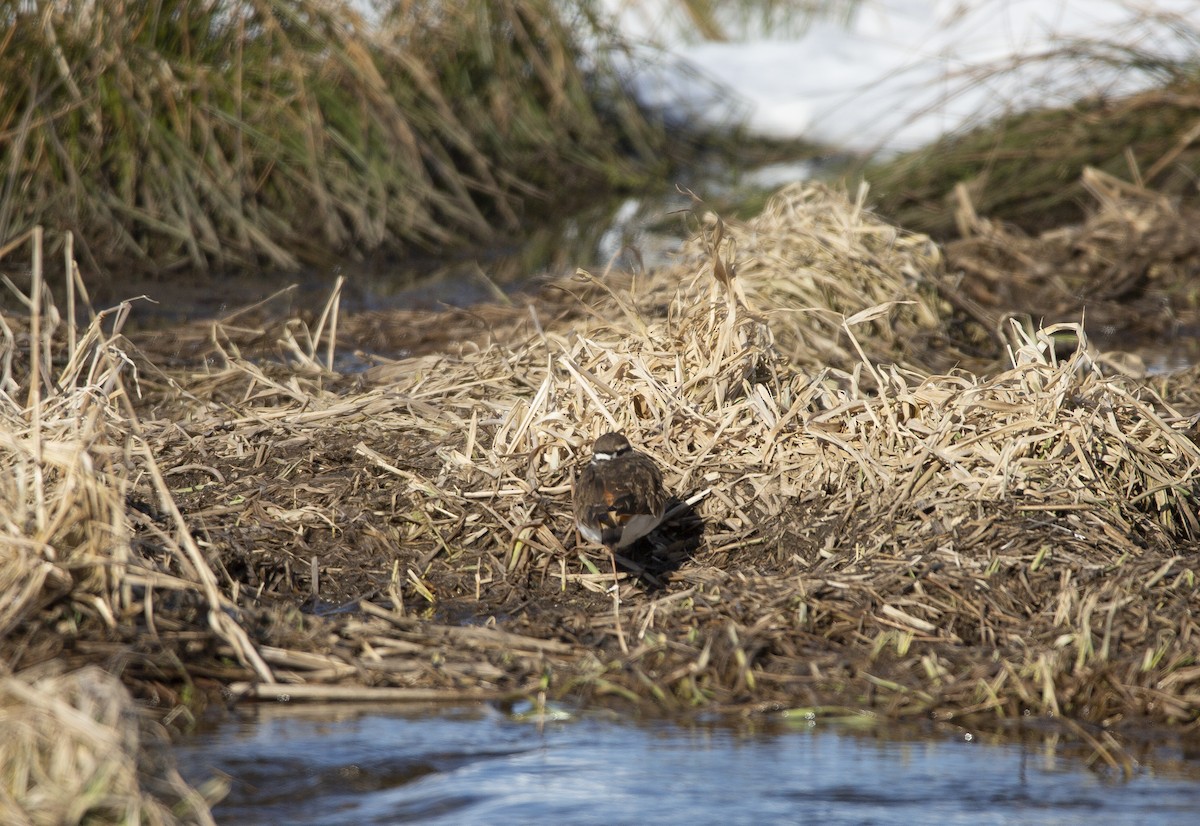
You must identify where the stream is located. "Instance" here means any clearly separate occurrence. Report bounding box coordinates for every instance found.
[174,701,1200,825]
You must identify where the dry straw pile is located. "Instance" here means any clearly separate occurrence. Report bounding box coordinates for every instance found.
[3,181,1200,813]
[0,231,227,820]
[0,667,219,825]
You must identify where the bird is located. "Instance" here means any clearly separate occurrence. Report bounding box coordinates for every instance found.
[574,431,668,557]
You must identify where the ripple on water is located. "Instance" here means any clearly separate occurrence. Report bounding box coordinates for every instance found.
[173,704,1200,826]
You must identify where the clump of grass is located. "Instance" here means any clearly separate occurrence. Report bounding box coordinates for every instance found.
[868,77,1200,238]
[0,228,265,821]
[940,165,1200,353]
[0,666,223,825]
[0,0,670,272]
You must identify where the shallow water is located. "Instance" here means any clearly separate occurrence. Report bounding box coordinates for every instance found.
[175,704,1200,825]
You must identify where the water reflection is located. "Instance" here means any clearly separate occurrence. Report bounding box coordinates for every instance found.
[174,703,1200,825]
[92,153,835,327]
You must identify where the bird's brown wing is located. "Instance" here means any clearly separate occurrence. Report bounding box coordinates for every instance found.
[575,467,628,546]
[573,464,606,523]
[623,452,667,518]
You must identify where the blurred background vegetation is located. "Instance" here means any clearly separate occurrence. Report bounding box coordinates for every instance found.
[1,0,1198,276]
[870,77,1200,239]
[0,0,681,273]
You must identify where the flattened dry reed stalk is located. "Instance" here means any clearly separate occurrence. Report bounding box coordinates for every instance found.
[114,182,1200,760]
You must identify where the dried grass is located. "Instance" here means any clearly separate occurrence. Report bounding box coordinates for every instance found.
[942,166,1200,353]
[5,179,1200,807]
[0,666,222,825]
[0,228,257,821]
[868,69,1200,239]
[139,182,1200,740]
[0,0,669,271]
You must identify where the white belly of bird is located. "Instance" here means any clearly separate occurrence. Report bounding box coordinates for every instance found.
[578,521,605,546]
[591,514,661,549]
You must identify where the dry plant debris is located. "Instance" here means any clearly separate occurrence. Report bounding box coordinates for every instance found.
[944,167,1200,351]
[0,666,222,825]
[4,182,1200,812]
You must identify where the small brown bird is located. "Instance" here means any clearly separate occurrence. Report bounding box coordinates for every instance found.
[574,431,668,554]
